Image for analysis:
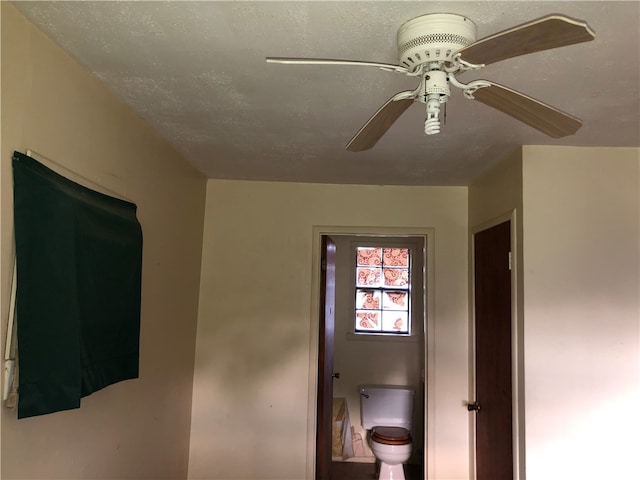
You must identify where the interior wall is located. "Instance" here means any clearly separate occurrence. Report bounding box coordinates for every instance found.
[468,148,523,228]
[522,146,640,480]
[331,235,424,463]
[189,180,468,480]
[1,4,207,479]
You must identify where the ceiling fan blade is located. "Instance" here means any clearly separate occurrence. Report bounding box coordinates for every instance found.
[472,82,582,137]
[457,14,595,66]
[266,57,409,73]
[346,93,416,152]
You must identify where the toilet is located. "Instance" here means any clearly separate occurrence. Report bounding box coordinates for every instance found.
[360,385,414,480]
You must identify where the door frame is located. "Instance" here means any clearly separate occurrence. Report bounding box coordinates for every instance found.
[306,226,435,480]
[469,211,525,480]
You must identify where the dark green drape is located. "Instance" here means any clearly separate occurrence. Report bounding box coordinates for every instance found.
[12,151,143,419]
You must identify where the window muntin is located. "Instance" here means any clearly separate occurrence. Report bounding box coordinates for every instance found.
[354,247,411,334]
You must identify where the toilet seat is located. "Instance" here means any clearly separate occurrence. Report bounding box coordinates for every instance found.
[371,426,412,445]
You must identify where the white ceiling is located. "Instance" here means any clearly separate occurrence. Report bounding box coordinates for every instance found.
[13,1,640,186]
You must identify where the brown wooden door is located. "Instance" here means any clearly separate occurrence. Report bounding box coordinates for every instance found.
[316,236,336,480]
[473,221,513,480]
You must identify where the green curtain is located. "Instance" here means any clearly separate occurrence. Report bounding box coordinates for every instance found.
[12,151,143,419]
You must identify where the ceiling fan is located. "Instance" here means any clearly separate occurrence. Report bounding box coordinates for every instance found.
[266,13,595,151]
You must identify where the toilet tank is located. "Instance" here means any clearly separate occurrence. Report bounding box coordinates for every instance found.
[359,385,415,431]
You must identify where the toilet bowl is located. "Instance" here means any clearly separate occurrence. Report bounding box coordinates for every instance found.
[360,385,415,480]
[369,426,412,480]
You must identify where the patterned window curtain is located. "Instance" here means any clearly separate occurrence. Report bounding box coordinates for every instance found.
[12,151,143,419]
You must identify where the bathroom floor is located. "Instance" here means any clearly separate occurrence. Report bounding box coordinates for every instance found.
[331,461,423,480]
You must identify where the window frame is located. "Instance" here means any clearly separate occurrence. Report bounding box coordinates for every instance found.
[349,238,422,338]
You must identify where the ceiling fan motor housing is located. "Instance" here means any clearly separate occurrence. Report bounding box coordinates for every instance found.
[397,13,477,71]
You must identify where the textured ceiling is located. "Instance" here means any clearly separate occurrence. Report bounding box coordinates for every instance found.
[13,1,640,185]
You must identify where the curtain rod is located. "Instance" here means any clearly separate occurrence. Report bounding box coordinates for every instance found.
[25,148,133,202]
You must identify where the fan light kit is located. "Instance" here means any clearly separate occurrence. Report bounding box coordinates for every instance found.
[267,13,595,151]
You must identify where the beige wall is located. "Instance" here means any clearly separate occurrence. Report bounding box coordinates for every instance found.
[522,146,640,480]
[189,180,469,480]
[468,148,523,228]
[1,4,207,479]
[469,146,639,479]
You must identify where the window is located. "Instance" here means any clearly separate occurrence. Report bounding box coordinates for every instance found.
[12,151,142,418]
[354,246,411,334]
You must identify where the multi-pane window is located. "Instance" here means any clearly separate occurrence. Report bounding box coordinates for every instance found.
[354,247,411,334]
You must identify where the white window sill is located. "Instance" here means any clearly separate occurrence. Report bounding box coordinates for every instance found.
[345,332,418,343]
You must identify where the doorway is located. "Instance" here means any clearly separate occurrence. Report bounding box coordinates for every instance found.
[471,220,514,479]
[313,229,431,480]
